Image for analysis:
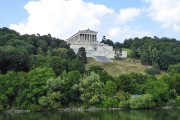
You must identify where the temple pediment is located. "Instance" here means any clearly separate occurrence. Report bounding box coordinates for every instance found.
[78,29,98,34]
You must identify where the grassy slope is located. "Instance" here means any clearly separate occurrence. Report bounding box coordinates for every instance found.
[86,58,150,77]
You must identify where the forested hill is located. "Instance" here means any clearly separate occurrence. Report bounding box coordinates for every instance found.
[123,37,180,70]
[0,27,180,111]
[0,27,86,74]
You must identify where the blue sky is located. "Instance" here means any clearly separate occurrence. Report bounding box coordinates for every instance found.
[0,0,28,27]
[0,0,180,42]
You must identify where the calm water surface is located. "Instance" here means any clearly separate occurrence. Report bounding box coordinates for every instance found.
[1,110,180,120]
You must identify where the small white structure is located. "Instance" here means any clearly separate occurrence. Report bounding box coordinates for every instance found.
[66,29,127,62]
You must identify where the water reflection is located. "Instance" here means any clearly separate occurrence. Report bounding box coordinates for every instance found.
[1,109,180,120]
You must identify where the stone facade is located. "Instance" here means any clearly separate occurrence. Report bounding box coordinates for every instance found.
[67,29,97,45]
[66,29,127,59]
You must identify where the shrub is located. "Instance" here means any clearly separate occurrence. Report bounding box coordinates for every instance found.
[101,97,118,108]
[129,94,156,109]
[167,99,176,107]
[176,96,180,106]
[145,67,160,75]
[118,100,130,109]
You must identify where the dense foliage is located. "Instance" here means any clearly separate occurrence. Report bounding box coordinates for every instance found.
[101,36,180,71]
[123,37,180,71]
[0,28,180,110]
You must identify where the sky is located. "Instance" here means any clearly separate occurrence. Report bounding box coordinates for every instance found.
[0,0,180,42]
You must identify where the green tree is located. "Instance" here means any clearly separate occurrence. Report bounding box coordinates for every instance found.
[104,81,117,96]
[0,71,27,109]
[78,72,104,106]
[168,63,180,74]
[130,94,155,109]
[66,49,77,60]
[77,47,87,64]
[19,67,55,110]
[87,65,113,83]
[114,42,123,49]
[38,77,64,109]
[100,37,114,47]
[115,73,148,94]
[169,74,180,95]
[67,59,85,73]
[145,79,169,106]
[61,70,82,104]
[158,51,175,70]
[49,56,67,76]
[0,46,29,73]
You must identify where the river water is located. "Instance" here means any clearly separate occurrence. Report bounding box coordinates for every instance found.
[1,109,180,120]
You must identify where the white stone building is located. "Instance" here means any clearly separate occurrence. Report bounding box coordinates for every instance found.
[66,29,127,62]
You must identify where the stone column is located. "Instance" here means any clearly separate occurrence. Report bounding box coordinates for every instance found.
[88,34,91,42]
[78,34,80,42]
[90,34,91,42]
[83,34,85,43]
[85,34,87,41]
[80,34,82,41]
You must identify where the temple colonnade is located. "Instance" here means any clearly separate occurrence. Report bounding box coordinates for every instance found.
[68,34,97,44]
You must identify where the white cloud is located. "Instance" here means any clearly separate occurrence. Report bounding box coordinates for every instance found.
[116,7,143,24]
[10,0,114,39]
[146,0,180,31]
[107,27,152,42]
[10,0,150,42]
[105,7,152,42]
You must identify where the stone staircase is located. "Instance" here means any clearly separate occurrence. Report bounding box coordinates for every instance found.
[94,56,112,62]
[86,51,112,62]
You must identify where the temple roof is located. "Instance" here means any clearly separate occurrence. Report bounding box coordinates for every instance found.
[78,29,98,34]
[67,28,98,40]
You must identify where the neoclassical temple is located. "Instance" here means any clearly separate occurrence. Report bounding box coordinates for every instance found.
[66,29,127,62]
[67,29,98,44]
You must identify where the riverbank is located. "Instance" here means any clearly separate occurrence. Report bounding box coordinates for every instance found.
[2,107,180,114]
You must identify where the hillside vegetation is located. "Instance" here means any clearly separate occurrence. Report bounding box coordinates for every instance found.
[0,27,180,111]
[86,58,149,76]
